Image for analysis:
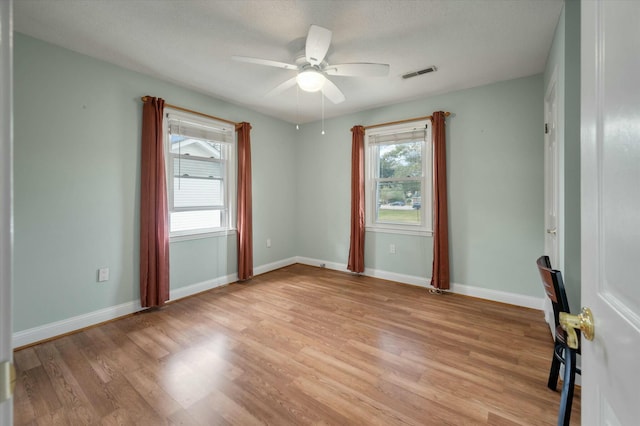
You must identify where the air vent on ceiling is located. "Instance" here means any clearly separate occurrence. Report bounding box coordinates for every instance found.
[402,66,438,79]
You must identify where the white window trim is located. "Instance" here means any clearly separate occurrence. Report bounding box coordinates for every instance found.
[164,108,237,240]
[364,120,433,237]
[170,229,237,242]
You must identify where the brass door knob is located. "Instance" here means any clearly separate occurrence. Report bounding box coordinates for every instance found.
[559,307,595,350]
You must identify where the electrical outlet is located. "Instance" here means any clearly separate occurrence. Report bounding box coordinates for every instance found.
[266,238,271,248]
[98,267,109,282]
[389,244,396,254]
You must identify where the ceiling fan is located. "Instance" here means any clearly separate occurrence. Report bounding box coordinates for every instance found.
[233,25,390,104]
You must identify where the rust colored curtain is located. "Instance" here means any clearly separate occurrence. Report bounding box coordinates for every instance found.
[347,125,365,273]
[140,96,170,307]
[236,122,254,281]
[431,111,450,289]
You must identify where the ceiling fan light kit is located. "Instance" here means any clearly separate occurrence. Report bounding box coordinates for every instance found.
[233,24,390,106]
[296,68,326,92]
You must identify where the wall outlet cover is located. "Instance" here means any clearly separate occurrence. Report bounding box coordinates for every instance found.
[98,267,109,282]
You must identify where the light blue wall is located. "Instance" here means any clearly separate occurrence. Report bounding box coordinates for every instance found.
[13,34,297,331]
[14,31,548,334]
[296,75,545,297]
[543,0,581,313]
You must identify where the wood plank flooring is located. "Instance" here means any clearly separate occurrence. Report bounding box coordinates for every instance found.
[14,264,581,425]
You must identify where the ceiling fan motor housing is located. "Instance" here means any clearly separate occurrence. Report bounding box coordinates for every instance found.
[233,24,389,104]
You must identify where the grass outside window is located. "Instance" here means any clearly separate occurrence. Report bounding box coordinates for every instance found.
[377,208,421,224]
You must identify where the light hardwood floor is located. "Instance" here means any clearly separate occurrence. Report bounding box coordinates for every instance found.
[14,264,580,425]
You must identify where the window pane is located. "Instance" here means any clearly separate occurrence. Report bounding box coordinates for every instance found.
[377,141,422,178]
[171,210,221,232]
[376,180,422,224]
[173,156,222,179]
[166,109,236,238]
[170,135,223,159]
[173,177,222,208]
[168,119,233,144]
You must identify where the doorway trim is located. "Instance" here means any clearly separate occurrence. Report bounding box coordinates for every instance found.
[543,67,562,331]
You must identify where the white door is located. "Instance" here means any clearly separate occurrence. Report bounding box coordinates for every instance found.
[581,1,640,425]
[0,1,13,425]
[544,74,559,268]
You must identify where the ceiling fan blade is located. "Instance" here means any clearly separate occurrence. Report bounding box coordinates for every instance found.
[305,25,332,66]
[265,77,298,97]
[322,79,346,104]
[325,63,390,77]
[232,56,297,70]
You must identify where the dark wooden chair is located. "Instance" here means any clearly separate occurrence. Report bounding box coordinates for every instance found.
[536,255,580,426]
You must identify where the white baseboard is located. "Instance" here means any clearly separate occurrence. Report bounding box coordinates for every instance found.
[296,256,428,287]
[296,256,545,311]
[364,266,431,288]
[13,255,544,348]
[12,300,141,348]
[254,257,297,276]
[295,256,350,273]
[13,257,297,348]
[169,273,237,301]
[451,282,545,310]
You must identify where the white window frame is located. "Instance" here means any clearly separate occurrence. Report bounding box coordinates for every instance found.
[163,108,237,240]
[364,120,433,236]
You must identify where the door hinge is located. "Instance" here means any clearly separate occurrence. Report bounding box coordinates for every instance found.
[545,123,549,134]
[0,361,15,402]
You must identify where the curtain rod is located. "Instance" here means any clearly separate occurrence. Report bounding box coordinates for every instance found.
[364,112,451,130]
[140,96,239,126]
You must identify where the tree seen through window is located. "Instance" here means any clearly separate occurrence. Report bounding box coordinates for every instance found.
[377,141,422,207]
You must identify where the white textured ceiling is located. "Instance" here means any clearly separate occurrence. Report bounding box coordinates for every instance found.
[14,0,562,124]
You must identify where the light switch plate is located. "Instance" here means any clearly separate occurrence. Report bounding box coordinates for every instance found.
[98,267,109,282]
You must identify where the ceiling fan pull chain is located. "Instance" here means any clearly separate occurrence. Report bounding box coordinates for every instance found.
[296,85,300,130]
[321,91,325,135]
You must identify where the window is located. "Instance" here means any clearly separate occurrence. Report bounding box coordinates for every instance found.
[365,120,432,235]
[164,109,236,238]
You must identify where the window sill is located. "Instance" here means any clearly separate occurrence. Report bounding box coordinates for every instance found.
[365,226,432,237]
[170,228,237,243]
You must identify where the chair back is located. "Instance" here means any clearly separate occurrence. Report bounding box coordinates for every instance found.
[536,255,571,328]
